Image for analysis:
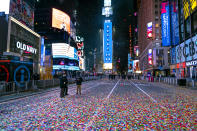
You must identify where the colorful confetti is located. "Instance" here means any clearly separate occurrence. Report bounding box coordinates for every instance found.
[0,79,196,130]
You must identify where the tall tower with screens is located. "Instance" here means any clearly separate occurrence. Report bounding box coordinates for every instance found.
[102,0,113,70]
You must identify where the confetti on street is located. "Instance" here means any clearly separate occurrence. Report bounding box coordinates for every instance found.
[0,79,196,130]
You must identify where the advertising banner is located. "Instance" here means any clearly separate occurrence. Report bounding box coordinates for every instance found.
[103,21,112,69]
[176,34,197,63]
[171,1,179,46]
[147,22,152,38]
[9,0,34,29]
[52,43,78,60]
[52,8,70,34]
[133,60,140,72]
[171,47,176,64]
[161,2,171,46]
[9,17,40,61]
[148,49,153,65]
[128,54,132,72]
[0,0,10,14]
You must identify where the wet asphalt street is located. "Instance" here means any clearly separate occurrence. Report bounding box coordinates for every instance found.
[0,78,196,130]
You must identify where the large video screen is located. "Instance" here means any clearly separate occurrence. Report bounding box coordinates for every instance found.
[9,0,35,29]
[52,8,70,34]
[161,2,171,46]
[52,43,78,60]
[103,21,112,69]
[0,0,10,14]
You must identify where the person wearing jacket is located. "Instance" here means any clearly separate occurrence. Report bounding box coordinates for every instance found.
[60,73,68,98]
[76,76,83,95]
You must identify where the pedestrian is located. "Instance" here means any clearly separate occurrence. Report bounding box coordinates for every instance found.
[60,73,68,98]
[76,75,83,95]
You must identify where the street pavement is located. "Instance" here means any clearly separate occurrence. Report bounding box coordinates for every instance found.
[0,78,196,130]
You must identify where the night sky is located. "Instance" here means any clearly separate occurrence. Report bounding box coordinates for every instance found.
[36,0,134,72]
[77,0,134,71]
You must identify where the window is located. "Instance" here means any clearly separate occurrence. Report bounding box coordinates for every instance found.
[191,10,197,35]
[184,18,191,39]
[156,29,159,33]
[179,24,184,42]
[155,11,158,15]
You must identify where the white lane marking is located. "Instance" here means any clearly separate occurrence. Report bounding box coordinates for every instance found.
[130,81,181,122]
[130,81,157,103]
[106,79,120,99]
[85,79,120,130]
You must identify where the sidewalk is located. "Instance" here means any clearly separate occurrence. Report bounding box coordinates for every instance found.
[0,79,99,104]
[0,83,77,104]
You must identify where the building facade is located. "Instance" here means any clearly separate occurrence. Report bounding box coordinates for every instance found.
[138,0,170,77]
[170,0,197,79]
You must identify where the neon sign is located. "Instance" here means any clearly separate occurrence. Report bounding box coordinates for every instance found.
[0,65,9,82]
[16,41,37,54]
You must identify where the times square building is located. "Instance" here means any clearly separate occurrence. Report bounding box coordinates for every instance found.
[170,0,197,79]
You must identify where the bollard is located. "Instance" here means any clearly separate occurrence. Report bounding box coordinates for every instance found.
[25,82,28,91]
[192,80,194,87]
[12,82,15,93]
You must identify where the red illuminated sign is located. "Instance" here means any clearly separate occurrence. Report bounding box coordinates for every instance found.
[0,65,9,82]
[147,22,153,39]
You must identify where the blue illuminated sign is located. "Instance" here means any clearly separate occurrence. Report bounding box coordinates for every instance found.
[171,2,179,46]
[14,65,30,87]
[53,65,80,71]
[128,54,132,72]
[103,21,112,64]
[40,37,45,66]
[161,2,171,46]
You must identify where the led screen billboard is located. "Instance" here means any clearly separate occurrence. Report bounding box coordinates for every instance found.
[148,49,153,65]
[0,0,10,14]
[9,0,35,29]
[171,1,179,46]
[161,2,171,46]
[52,43,78,60]
[128,54,132,72]
[52,8,70,34]
[147,22,153,38]
[103,21,112,69]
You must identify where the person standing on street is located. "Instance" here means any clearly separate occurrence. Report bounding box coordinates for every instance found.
[60,73,68,98]
[76,75,83,95]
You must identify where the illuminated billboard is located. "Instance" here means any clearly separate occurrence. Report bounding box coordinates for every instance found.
[52,43,78,60]
[0,0,10,14]
[104,0,111,6]
[9,0,35,29]
[79,57,85,70]
[147,22,153,38]
[171,1,179,46]
[133,60,140,72]
[52,8,70,34]
[161,2,171,46]
[128,54,132,72]
[148,49,153,65]
[103,21,112,69]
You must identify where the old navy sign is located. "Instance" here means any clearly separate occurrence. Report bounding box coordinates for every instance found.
[161,2,171,46]
[176,34,197,63]
[16,41,37,54]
